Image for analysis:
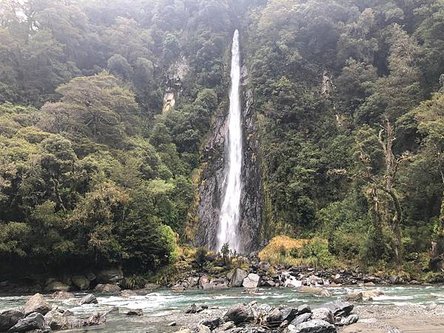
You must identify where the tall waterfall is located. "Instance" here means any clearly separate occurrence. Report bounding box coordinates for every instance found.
[216,30,243,252]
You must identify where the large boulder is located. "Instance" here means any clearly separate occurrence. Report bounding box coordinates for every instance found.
[0,310,24,332]
[94,283,121,293]
[96,267,123,284]
[72,275,90,290]
[228,268,248,287]
[24,293,51,315]
[8,312,46,333]
[223,304,254,325]
[200,317,222,330]
[287,319,336,333]
[242,273,260,289]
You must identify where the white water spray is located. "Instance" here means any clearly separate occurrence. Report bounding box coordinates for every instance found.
[217,30,243,252]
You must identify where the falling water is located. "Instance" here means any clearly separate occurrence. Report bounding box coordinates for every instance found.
[217,30,243,252]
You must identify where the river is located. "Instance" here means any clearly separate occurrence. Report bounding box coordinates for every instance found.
[2,285,444,332]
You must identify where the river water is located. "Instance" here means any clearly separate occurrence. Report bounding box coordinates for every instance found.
[1,285,444,332]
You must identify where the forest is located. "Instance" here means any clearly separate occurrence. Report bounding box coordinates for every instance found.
[0,0,443,279]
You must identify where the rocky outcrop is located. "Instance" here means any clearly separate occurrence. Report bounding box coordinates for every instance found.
[195,56,263,254]
[72,275,90,290]
[96,267,123,284]
[228,268,248,287]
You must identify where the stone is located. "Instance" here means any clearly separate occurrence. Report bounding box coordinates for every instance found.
[322,301,353,317]
[126,309,143,316]
[8,312,45,333]
[120,289,138,297]
[298,286,331,297]
[24,293,52,315]
[343,292,363,302]
[338,314,359,326]
[242,273,260,289]
[84,312,106,326]
[223,304,254,325]
[94,283,121,293]
[291,313,312,326]
[80,294,98,305]
[0,310,24,332]
[44,308,81,330]
[52,291,75,299]
[198,275,210,289]
[297,304,311,315]
[266,308,283,327]
[281,307,298,323]
[229,268,248,287]
[361,290,384,301]
[45,281,70,292]
[287,319,336,333]
[169,321,177,326]
[219,321,235,330]
[72,275,90,290]
[96,267,123,283]
[311,308,334,324]
[200,317,222,330]
[185,304,198,314]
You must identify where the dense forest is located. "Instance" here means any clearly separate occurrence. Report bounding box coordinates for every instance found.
[0,0,443,279]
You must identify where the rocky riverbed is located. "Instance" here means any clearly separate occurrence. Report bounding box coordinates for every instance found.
[2,284,444,332]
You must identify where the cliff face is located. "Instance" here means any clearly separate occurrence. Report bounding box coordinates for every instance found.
[195,64,263,254]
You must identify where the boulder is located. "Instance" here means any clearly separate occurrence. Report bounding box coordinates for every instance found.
[242,273,260,289]
[72,275,90,290]
[361,290,384,301]
[297,304,311,315]
[120,290,138,297]
[266,308,283,327]
[45,308,81,330]
[343,292,363,302]
[223,304,254,325]
[287,319,336,333]
[185,304,198,314]
[126,309,143,316]
[298,286,331,297]
[198,275,210,289]
[290,313,312,326]
[0,310,24,332]
[80,294,98,305]
[311,308,334,324]
[322,301,353,317]
[200,317,222,330]
[219,321,235,330]
[52,291,75,299]
[45,281,70,292]
[229,268,248,287]
[94,283,121,293]
[84,312,106,326]
[281,307,298,323]
[338,314,359,326]
[8,312,45,333]
[96,267,123,284]
[24,293,51,315]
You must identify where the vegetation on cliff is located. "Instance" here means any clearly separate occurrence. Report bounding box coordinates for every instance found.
[0,0,443,278]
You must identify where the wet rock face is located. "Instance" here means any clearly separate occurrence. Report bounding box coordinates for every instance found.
[195,63,263,254]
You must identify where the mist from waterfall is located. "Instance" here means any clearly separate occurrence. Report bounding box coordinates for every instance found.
[216,30,243,252]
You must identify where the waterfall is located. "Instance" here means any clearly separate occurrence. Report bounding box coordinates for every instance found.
[216,30,243,252]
